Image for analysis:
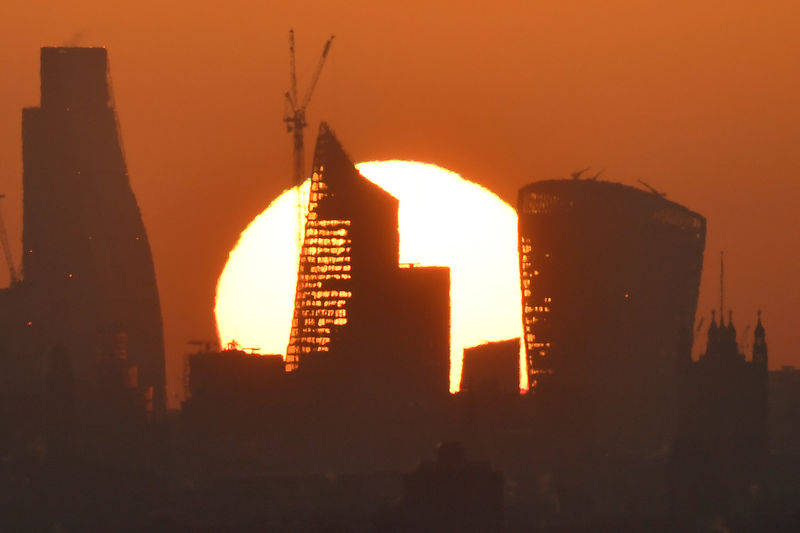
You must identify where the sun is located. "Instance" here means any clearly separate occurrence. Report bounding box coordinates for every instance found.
[214,161,526,392]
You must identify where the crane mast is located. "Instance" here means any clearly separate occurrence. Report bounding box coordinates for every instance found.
[284,30,334,188]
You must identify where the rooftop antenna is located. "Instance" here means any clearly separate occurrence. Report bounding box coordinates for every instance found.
[588,168,605,181]
[0,195,19,286]
[284,30,334,246]
[570,167,590,180]
[637,179,667,198]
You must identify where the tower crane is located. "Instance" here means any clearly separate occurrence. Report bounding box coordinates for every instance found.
[284,30,335,188]
[0,195,19,286]
[637,178,667,198]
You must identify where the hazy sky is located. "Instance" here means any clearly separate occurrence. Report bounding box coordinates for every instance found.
[1,0,799,406]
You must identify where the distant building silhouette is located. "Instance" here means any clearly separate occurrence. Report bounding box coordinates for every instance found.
[768,365,800,455]
[674,309,768,516]
[0,47,166,421]
[376,442,504,533]
[461,339,520,396]
[517,179,706,455]
[183,346,285,413]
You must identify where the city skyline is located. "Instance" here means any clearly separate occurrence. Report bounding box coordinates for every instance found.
[1,1,798,405]
[0,30,795,529]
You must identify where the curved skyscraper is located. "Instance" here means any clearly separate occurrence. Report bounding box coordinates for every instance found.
[18,47,166,419]
[518,179,705,451]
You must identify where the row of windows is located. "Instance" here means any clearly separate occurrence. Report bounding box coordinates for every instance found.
[300,308,347,318]
[304,227,347,237]
[298,298,348,309]
[310,264,351,274]
[311,255,350,265]
[314,219,351,228]
[304,246,349,257]
[524,305,550,314]
[304,237,348,247]
[303,317,348,327]
[292,323,333,336]
[308,290,352,299]
[314,273,351,280]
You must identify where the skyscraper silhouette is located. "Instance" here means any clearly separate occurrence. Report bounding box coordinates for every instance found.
[286,123,449,397]
[18,47,166,419]
[518,179,705,452]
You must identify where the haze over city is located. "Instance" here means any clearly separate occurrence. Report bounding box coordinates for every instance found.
[3,1,800,530]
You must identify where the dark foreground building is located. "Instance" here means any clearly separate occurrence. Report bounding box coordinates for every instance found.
[461,338,520,396]
[517,179,706,455]
[0,47,165,420]
[375,442,504,533]
[0,47,168,533]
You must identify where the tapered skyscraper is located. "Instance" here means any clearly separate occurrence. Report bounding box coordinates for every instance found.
[286,123,449,397]
[20,47,165,418]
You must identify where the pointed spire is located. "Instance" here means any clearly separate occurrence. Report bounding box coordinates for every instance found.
[311,121,361,191]
[755,309,765,338]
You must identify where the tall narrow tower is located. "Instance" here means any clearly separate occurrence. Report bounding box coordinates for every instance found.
[21,47,166,419]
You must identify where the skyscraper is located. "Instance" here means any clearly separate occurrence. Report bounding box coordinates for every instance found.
[287,124,449,396]
[286,123,399,367]
[18,47,166,418]
[518,179,705,451]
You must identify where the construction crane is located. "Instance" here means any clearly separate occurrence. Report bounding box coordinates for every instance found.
[637,178,667,198]
[284,30,335,188]
[0,195,19,286]
[570,167,590,180]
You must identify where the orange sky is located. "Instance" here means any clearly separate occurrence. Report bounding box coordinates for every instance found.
[1,1,799,407]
